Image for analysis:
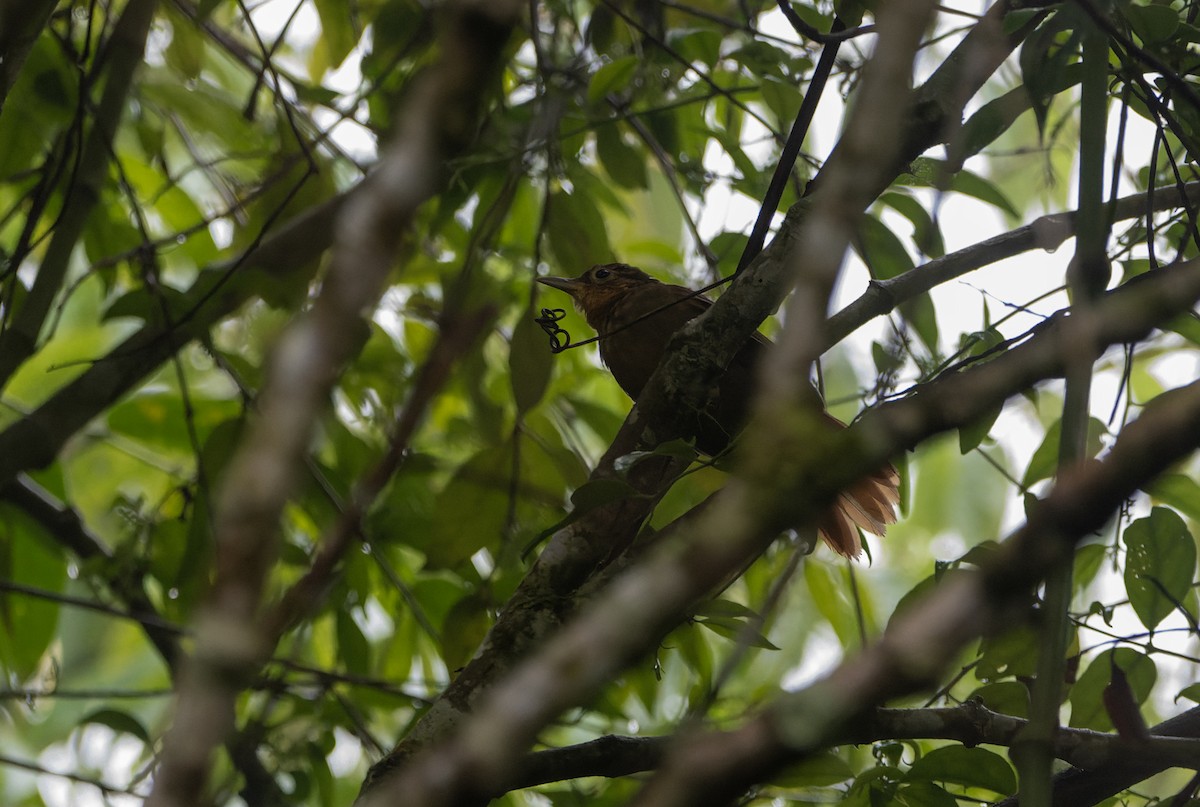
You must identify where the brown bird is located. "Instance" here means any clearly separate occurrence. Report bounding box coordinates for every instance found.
[537,262,899,558]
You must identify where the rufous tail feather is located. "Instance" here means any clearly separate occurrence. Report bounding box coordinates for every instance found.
[816,465,900,558]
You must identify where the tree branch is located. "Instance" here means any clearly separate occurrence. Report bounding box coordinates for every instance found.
[505,703,1200,791]
[0,475,182,666]
[0,475,292,805]
[994,706,1200,806]
[364,255,1200,807]
[826,181,1200,347]
[629,374,1200,806]
[0,0,158,389]
[143,0,524,803]
[263,305,495,639]
[0,190,347,487]
[358,0,1088,791]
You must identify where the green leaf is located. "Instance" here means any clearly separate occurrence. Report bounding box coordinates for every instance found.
[1073,542,1107,593]
[569,477,639,513]
[565,394,626,443]
[139,72,264,153]
[311,0,360,75]
[958,401,1003,454]
[857,214,914,280]
[895,782,959,807]
[336,609,371,675]
[422,440,572,568]
[547,188,614,273]
[595,125,648,189]
[759,75,804,129]
[81,709,151,745]
[107,390,240,454]
[887,573,936,632]
[196,0,224,17]
[728,41,791,79]
[1124,3,1180,44]
[0,508,65,680]
[969,681,1030,718]
[1167,313,1200,347]
[900,293,940,354]
[906,746,1016,796]
[856,214,938,349]
[948,169,1020,218]
[84,197,143,268]
[587,56,639,105]
[1069,648,1156,731]
[693,598,760,620]
[907,439,1006,541]
[833,0,866,27]
[959,64,1083,162]
[977,624,1041,681]
[613,439,698,473]
[879,192,945,258]
[1021,417,1107,487]
[804,561,859,646]
[0,39,75,178]
[872,341,904,377]
[694,616,779,650]
[441,595,491,672]
[710,231,750,277]
[1177,683,1200,704]
[165,9,206,79]
[770,751,854,787]
[1019,9,1083,137]
[670,28,723,66]
[1103,662,1149,739]
[1004,7,1043,34]
[959,540,1001,566]
[959,88,1028,161]
[1147,473,1200,523]
[1122,507,1197,631]
[510,312,554,415]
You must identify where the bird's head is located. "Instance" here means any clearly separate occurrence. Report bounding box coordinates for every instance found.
[536,263,655,317]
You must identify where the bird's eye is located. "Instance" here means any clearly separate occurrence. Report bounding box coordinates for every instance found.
[594,268,610,280]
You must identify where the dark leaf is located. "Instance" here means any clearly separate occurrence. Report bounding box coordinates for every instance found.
[336,609,371,675]
[442,595,491,672]
[1021,416,1107,487]
[510,312,554,415]
[694,616,780,650]
[595,125,648,189]
[587,56,639,105]
[1069,648,1156,731]
[81,709,151,745]
[1122,507,1197,631]
[906,746,1016,796]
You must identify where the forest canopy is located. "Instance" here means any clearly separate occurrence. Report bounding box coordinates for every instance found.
[1,0,1200,805]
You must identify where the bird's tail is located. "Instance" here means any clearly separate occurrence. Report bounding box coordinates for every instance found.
[817,462,901,558]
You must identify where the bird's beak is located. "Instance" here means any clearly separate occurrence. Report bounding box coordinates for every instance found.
[536,275,584,298]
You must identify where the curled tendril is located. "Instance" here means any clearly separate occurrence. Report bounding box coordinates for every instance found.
[534,307,571,353]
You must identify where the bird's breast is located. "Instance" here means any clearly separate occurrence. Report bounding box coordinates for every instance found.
[593,289,702,401]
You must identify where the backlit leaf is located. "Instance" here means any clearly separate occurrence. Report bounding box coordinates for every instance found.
[906,746,1016,795]
[1069,648,1156,731]
[1123,507,1197,631]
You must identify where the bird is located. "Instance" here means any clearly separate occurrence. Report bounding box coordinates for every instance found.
[537,262,899,558]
